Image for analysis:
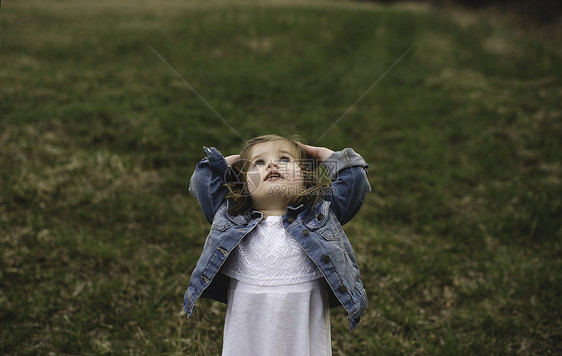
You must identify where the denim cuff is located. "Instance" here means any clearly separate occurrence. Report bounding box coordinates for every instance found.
[203,146,229,178]
[323,148,369,181]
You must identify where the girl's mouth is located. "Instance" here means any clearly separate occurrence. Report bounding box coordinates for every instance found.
[265,171,283,181]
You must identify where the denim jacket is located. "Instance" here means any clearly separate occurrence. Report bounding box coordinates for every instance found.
[183,147,371,331]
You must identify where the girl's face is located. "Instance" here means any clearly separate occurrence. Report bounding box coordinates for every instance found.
[245,140,304,203]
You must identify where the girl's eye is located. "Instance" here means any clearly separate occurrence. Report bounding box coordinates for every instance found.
[255,160,266,166]
[279,156,290,163]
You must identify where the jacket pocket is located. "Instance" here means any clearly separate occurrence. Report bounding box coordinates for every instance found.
[211,221,231,232]
[307,214,341,241]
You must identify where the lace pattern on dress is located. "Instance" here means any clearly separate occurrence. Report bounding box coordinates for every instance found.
[221,216,323,286]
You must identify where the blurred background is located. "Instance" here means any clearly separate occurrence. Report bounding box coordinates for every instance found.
[364,0,562,23]
[1,0,560,354]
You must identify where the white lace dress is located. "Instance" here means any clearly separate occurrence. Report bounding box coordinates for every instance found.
[220,216,332,356]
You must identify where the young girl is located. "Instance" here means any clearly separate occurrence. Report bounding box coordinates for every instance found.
[183,135,370,355]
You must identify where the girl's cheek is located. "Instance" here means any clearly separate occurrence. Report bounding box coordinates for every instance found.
[291,167,303,183]
[286,163,298,177]
[246,166,262,193]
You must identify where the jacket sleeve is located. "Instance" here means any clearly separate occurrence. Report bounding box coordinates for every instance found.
[188,147,230,223]
[322,148,371,225]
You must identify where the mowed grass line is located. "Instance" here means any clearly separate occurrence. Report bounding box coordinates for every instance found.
[1,0,561,354]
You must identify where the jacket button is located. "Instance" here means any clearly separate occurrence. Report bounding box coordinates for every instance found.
[287,217,295,223]
[302,229,310,236]
[339,285,347,293]
[322,255,331,263]
[317,214,324,221]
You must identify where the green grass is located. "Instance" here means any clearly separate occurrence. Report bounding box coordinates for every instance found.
[1,0,561,354]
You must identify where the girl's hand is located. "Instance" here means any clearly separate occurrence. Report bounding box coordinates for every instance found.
[300,144,334,162]
[225,154,240,166]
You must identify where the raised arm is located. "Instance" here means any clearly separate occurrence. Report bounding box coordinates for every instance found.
[301,144,334,162]
[303,144,371,225]
[189,147,237,223]
[224,154,240,166]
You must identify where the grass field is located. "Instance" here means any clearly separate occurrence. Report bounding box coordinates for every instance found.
[1,0,561,354]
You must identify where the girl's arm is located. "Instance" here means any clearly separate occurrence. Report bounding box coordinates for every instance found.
[224,154,240,166]
[189,147,237,223]
[300,144,334,162]
[302,144,371,225]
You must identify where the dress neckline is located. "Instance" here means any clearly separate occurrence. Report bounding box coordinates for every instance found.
[262,215,283,226]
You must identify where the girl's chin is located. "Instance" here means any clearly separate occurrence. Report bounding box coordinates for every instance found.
[264,178,283,182]
[249,183,304,197]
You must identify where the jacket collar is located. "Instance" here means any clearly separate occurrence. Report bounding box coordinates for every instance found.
[286,204,306,216]
[225,200,262,225]
[224,200,328,225]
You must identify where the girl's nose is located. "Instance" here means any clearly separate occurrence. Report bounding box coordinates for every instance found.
[267,161,278,169]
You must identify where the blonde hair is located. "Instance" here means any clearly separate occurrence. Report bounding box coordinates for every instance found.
[225,134,328,215]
